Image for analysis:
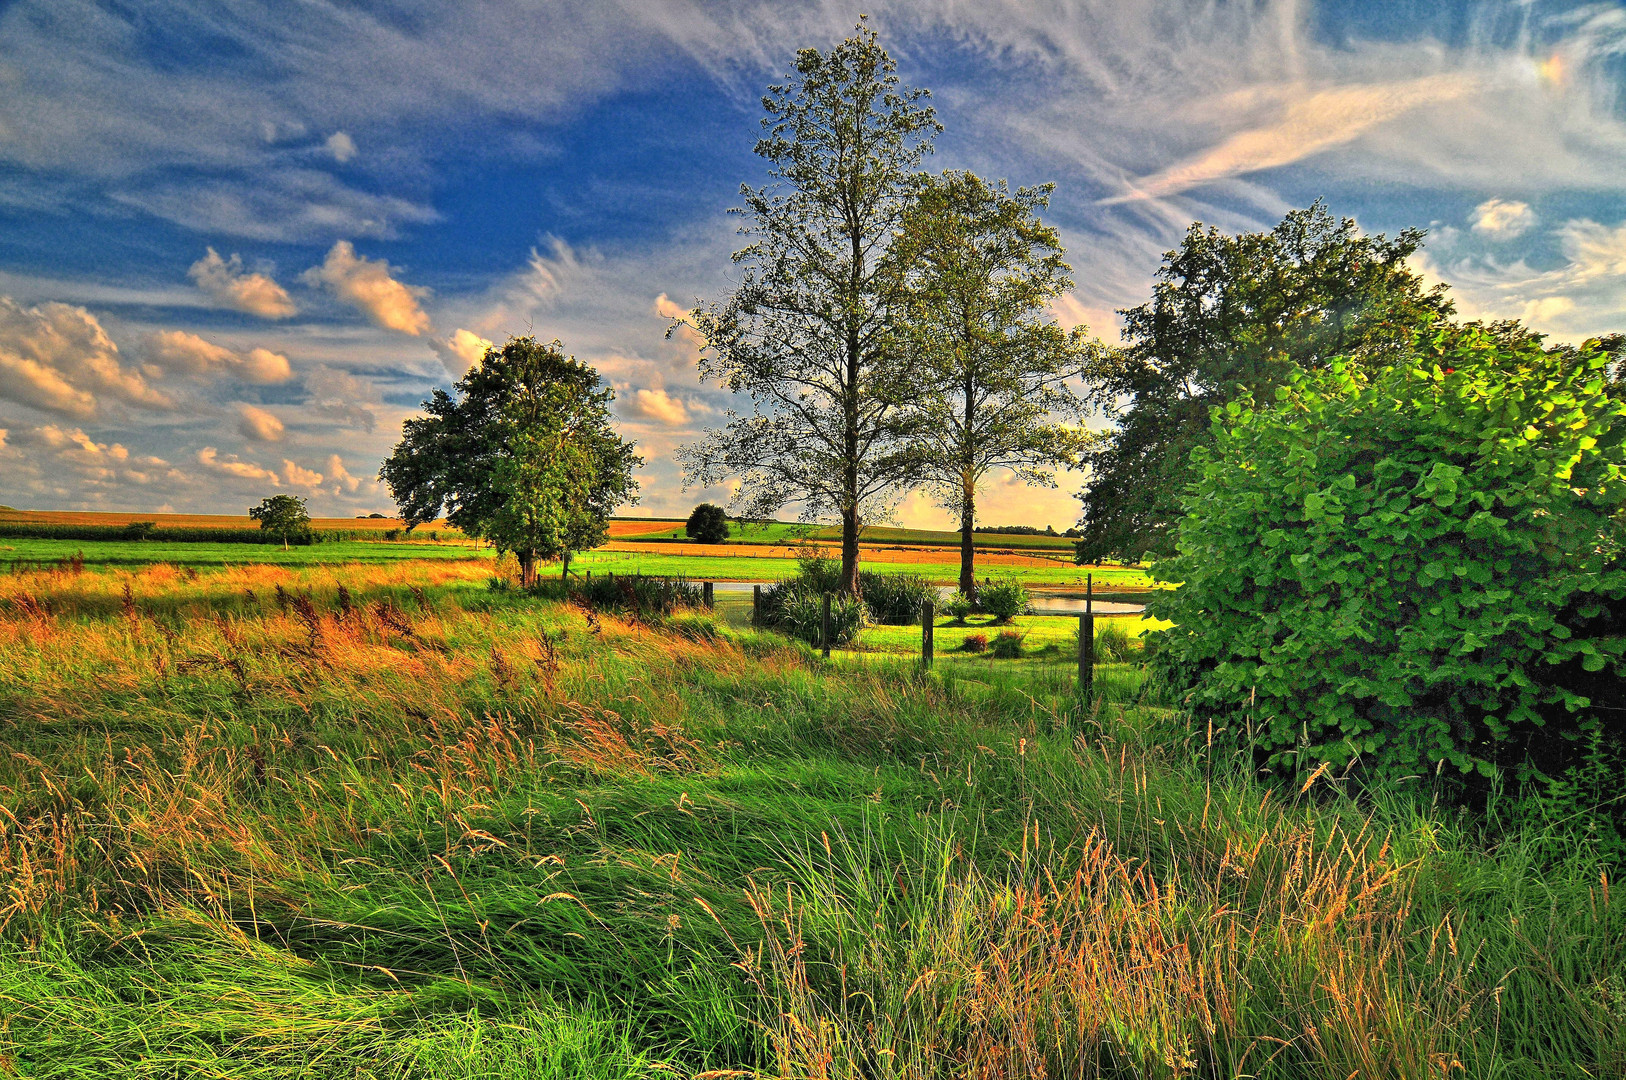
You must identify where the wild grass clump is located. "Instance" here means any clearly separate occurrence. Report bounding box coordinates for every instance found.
[759,578,866,646]
[856,571,934,625]
[990,629,1025,658]
[1071,618,1140,663]
[571,572,702,617]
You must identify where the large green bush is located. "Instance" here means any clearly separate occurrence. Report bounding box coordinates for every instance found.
[1148,329,1626,784]
[857,571,934,625]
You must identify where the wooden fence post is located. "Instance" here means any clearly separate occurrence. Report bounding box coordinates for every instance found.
[1078,573,1095,698]
[922,599,934,667]
[822,592,832,658]
[752,584,761,626]
[702,581,714,610]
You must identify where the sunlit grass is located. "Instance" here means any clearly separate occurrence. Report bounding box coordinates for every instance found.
[0,561,1619,1077]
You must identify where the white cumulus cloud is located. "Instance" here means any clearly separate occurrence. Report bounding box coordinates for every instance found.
[326,454,361,494]
[325,131,357,163]
[187,248,297,318]
[282,460,324,488]
[627,387,690,426]
[302,241,432,335]
[236,404,284,442]
[1471,199,1537,239]
[197,446,280,485]
[0,296,171,418]
[430,328,494,375]
[147,330,293,385]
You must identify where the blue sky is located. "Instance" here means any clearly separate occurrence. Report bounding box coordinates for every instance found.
[3,0,1625,527]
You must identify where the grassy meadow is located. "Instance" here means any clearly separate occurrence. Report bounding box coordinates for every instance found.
[0,558,1620,1078]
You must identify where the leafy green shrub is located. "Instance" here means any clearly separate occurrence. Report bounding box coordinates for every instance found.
[979,579,1029,623]
[944,591,974,623]
[120,521,157,540]
[960,633,988,653]
[572,574,703,617]
[857,571,934,625]
[990,631,1025,658]
[1148,331,1626,785]
[759,579,866,646]
[792,546,844,593]
[685,503,731,543]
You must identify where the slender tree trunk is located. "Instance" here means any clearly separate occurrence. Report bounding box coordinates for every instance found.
[519,549,535,588]
[959,365,976,598]
[959,471,976,599]
[282,535,288,552]
[840,500,861,597]
[561,549,571,582]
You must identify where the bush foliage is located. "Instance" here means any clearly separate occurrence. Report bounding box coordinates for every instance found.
[979,578,1030,623]
[572,574,702,618]
[1148,329,1626,784]
[858,571,934,625]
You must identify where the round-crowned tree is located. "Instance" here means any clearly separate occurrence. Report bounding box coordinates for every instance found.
[249,494,312,550]
[1148,327,1626,786]
[685,503,730,544]
[380,336,641,586]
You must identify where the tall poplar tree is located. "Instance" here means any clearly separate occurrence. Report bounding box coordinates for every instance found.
[677,21,938,596]
[889,172,1095,596]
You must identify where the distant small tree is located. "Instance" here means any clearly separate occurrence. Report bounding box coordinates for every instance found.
[685,503,730,543]
[249,494,311,550]
[380,336,641,586]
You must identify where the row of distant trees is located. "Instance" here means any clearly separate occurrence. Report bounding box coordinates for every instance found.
[371,21,1623,599]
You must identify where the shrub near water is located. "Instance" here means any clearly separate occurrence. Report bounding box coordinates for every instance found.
[979,577,1030,622]
[1150,330,1626,790]
[857,571,934,625]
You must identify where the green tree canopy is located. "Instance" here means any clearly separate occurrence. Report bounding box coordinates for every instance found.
[678,20,938,596]
[1148,327,1626,786]
[248,494,311,550]
[685,503,730,544]
[888,171,1096,596]
[380,336,640,585]
[1075,202,1456,563]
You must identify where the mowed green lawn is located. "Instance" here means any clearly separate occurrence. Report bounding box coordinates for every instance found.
[0,537,490,567]
[3,535,1150,588]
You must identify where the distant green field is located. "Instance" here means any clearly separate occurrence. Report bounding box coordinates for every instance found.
[0,537,490,567]
[572,548,1144,587]
[623,519,1080,551]
[1,535,1145,588]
